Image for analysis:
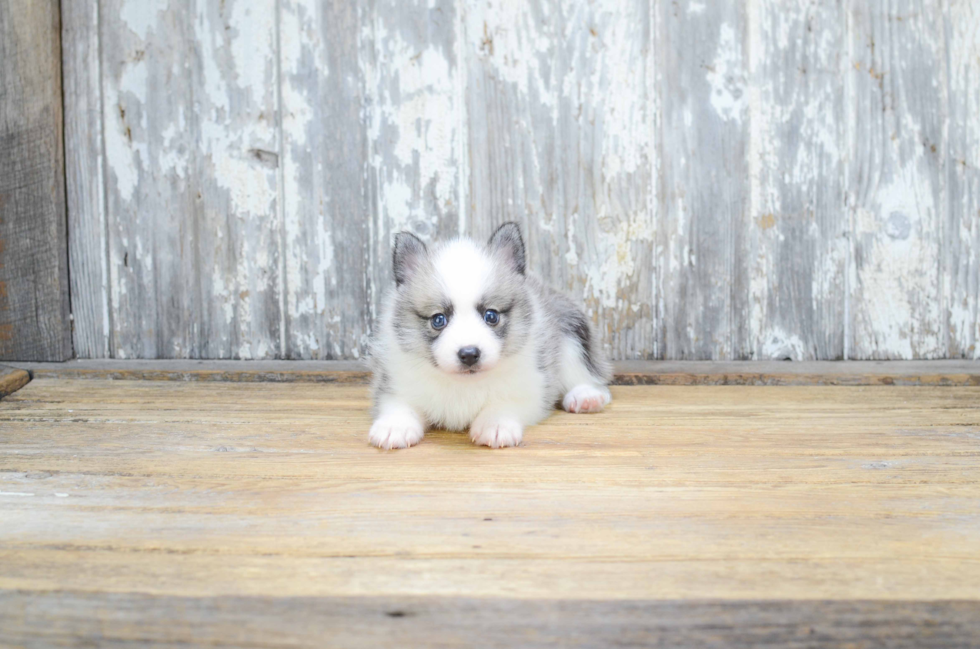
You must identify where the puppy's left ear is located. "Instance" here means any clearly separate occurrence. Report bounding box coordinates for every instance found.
[392,232,429,286]
[487,222,526,275]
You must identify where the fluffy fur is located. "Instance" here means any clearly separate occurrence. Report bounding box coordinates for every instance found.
[369,222,612,449]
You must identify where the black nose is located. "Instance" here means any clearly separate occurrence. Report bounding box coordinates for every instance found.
[457,346,481,367]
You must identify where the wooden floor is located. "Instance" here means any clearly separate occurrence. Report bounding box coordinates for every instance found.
[2,378,980,647]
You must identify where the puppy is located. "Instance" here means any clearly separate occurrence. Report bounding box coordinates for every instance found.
[368,222,612,449]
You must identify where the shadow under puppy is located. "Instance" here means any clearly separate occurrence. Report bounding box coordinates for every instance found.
[369,222,612,449]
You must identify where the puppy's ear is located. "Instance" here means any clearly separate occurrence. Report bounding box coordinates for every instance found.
[392,232,428,286]
[487,222,526,275]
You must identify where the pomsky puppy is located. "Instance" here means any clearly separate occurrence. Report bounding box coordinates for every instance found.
[369,222,612,449]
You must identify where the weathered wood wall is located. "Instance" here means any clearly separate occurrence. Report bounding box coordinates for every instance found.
[63,0,980,361]
[0,0,73,361]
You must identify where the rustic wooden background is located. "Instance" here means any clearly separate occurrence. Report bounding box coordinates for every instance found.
[57,0,979,361]
[0,0,73,361]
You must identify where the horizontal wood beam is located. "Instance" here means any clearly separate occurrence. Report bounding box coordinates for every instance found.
[2,592,977,649]
[9,360,980,386]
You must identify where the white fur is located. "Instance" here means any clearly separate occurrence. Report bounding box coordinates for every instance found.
[469,412,524,448]
[430,242,505,373]
[368,400,425,449]
[562,384,611,414]
[385,320,549,433]
[370,236,610,449]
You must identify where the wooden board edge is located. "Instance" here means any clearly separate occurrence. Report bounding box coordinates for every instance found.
[7,361,980,387]
[1,591,978,648]
[23,368,374,384]
[0,365,31,398]
[613,372,980,387]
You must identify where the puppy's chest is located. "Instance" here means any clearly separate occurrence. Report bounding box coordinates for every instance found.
[400,364,547,429]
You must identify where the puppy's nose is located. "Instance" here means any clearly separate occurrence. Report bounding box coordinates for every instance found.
[457,346,481,367]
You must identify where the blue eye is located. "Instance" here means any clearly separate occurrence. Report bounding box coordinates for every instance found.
[431,313,447,329]
[483,309,500,325]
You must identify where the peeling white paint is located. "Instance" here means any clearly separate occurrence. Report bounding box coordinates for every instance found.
[467,0,557,110]
[367,16,460,236]
[707,24,746,123]
[119,0,168,40]
[583,214,654,310]
[947,0,980,359]
[853,163,943,358]
[104,57,149,203]
[72,0,978,361]
[760,328,808,360]
[195,1,278,219]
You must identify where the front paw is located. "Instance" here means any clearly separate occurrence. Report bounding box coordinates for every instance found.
[469,414,523,448]
[369,413,424,450]
[563,384,611,413]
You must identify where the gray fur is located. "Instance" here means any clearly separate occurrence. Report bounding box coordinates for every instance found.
[487,222,527,275]
[392,232,429,286]
[527,275,613,384]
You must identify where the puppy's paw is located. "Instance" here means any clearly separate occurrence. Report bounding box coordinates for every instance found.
[369,413,424,450]
[469,414,523,449]
[562,384,611,414]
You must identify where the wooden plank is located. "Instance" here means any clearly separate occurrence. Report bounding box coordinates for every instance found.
[848,0,946,359]
[658,0,749,359]
[14,359,373,383]
[62,0,110,359]
[279,0,372,359]
[1,379,979,643]
[363,0,465,350]
[280,0,464,360]
[743,0,847,360]
[612,360,980,386]
[0,0,72,361]
[99,0,281,359]
[366,0,463,244]
[464,0,657,359]
[6,359,980,386]
[0,365,30,398]
[2,593,978,649]
[946,0,980,359]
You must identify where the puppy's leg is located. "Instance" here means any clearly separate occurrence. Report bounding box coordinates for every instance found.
[562,384,611,413]
[369,399,425,450]
[558,338,611,414]
[469,409,524,448]
[470,379,552,448]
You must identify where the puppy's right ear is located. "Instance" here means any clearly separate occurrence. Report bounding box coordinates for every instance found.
[392,232,428,286]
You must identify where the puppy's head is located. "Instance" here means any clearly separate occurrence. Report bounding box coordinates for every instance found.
[390,222,531,375]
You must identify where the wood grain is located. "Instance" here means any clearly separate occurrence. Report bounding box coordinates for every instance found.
[1,380,979,643]
[0,365,30,398]
[465,0,656,360]
[279,0,371,360]
[95,0,282,359]
[60,0,980,361]
[658,0,749,360]
[368,0,463,243]
[3,593,979,648]
[743,0,847,360]
[1,381,979,595]
[0,0,72,361]
[62,0,110,359]
[946,0,980,359]
[9,359,980,386]
[848,0,946,359]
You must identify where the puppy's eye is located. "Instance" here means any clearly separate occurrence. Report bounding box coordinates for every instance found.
[430,313,447,330]
[483,309,500,326]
